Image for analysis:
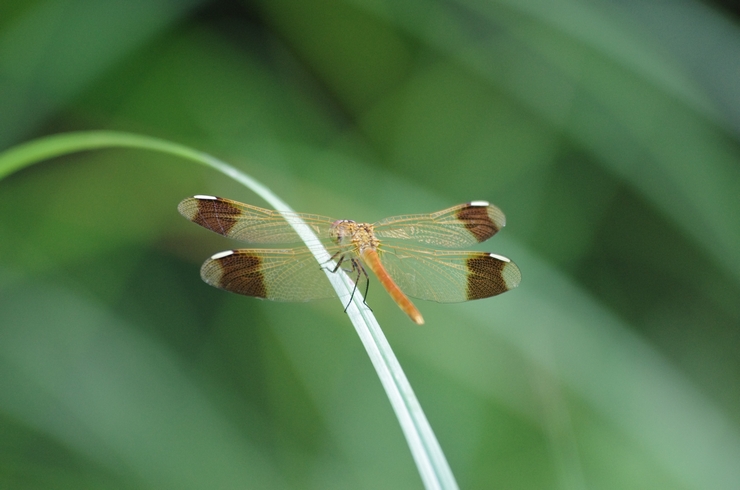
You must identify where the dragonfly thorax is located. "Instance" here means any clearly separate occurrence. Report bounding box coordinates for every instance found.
[330,220,379,252]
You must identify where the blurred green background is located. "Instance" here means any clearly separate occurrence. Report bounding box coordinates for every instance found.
[2,0,740,488]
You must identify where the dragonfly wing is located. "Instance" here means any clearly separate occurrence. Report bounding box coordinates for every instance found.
[200,248,367,302]
[374,201,506,248]
[178,195,336,243]
[376,246,521,303]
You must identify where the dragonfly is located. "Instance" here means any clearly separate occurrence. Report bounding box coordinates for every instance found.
[178,196,521,324]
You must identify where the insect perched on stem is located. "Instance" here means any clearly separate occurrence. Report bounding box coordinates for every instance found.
[178,196,521,324]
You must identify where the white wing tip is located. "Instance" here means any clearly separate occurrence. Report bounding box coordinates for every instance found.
[488,253,510,262]
[210,250,235,260]
[194,194,218,200]
[469,200,489,207]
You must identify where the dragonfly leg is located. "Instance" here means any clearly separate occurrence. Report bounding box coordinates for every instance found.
[320,251,347,273]
[321,253,372,313]
[343,259,371,313]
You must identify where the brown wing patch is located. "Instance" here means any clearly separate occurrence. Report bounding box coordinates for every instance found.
[456,202,505,243]
[201,251,268,298]
[465,253,521,300]
[178,196,242,237]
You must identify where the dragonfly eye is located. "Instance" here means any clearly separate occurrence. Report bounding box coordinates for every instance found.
[330,220,356,245]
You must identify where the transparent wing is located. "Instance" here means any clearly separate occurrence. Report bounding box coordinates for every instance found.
[374,245,521,303]
[178,195,336,243]
[200,247,368,302]
[373,201,506,248]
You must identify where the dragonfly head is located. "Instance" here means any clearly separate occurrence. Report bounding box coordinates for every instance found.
[330,219,357,246]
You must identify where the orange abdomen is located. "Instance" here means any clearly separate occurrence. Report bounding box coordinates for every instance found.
[361,248,424,325]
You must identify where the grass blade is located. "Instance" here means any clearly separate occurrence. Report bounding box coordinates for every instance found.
[0,130,458,489]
